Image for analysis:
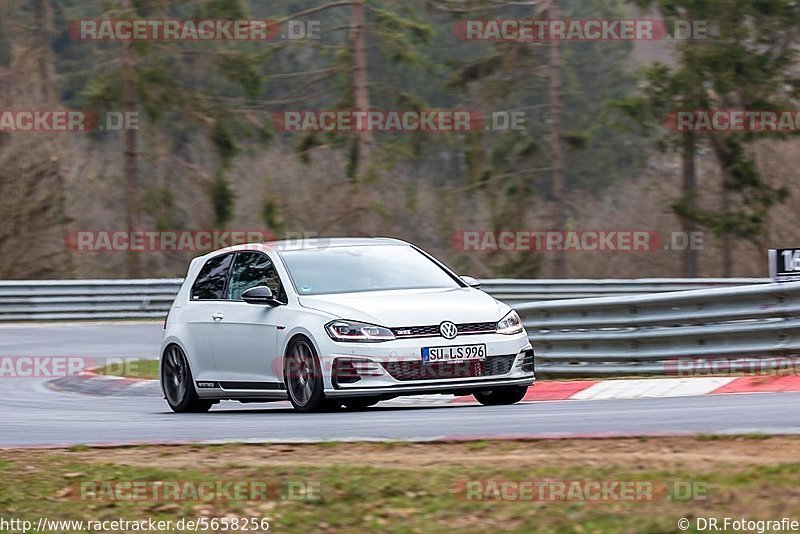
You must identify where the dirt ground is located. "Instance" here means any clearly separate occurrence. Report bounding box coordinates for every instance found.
[5,435,794,472]
[2,437,800,532]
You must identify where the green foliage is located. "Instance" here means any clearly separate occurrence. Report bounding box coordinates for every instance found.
[370,6,433,65]
[80,72,122,109]
[448,54,504,88]
[141,187,178,230]
[261,195,288,232]
[34,0,799,277]
[626,0,799,244]
[296,132,321,165]
[346,139,359,180]
[0,28,9,67]
[211,118,239,167]
[191,0,249,19]
[93,358,160,379]
[216,53,262,98]
[211,172,234,226]
[445,0,647,195]
[136,64,182,122]
[673,136,789,240]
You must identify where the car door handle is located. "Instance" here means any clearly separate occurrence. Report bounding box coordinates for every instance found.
[211,312,224,321]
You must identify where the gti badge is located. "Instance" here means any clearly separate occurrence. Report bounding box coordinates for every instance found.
[439,321,458,340]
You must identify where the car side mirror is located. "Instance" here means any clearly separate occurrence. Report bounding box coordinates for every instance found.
[461,276,481,289]
[241,286,282,306]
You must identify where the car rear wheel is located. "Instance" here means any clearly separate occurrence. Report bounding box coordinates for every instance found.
[473,385,528,406]
[285,337,331,412]
[162,345,213,413]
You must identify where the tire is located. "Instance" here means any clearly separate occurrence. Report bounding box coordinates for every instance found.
[285,337,331,412]
[162,345,213,413]
[473,385,528,406]
[342,397,380,410]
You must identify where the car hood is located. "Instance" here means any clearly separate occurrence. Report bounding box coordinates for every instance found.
[297,287,509,326]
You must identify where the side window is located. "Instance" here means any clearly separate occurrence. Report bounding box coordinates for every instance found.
[191,253,233,300]
[227,252,286,302]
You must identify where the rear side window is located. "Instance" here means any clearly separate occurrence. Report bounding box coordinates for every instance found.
[191,253,233,300]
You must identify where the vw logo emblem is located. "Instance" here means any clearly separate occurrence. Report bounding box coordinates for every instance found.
[439,321,458,340]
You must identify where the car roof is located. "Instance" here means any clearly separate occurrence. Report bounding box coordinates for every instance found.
[201,236,410,257]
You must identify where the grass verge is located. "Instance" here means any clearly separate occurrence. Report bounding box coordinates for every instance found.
[1,437,799,532]
[92,359,159,380]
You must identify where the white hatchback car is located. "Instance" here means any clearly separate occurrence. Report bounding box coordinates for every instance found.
[160,238,534,412]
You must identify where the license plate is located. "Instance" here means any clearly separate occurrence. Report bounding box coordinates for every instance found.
[421,344,486,364]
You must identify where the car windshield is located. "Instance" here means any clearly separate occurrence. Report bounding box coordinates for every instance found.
[279,245,461,295]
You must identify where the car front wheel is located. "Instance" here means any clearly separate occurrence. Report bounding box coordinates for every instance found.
[285,337,334,412]
[473,385,529,406]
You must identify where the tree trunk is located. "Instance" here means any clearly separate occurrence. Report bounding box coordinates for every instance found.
[681,131,699,277]
[121,36,141,277]
[347,0,379,235]
[351,0,371,179]
[0,2,72,278]
[548,0,566,277]
[707,132,734,277]
[32,0,55,103]
[721,181,732,277]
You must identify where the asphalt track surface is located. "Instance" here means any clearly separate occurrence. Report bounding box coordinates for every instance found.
[2,323,800,447]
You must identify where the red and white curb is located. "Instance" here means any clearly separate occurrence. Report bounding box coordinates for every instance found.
[453,375,800,404]
[49,371,160,397]
[48,373,800,406]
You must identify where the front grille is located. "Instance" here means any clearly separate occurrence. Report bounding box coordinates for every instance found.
[458,322,497,334]
[392,321,496,338]
[381,354,516,381]
[484,354,517,376]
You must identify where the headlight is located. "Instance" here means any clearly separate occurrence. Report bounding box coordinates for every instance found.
[496,310,524,335]
[325,320,396,342]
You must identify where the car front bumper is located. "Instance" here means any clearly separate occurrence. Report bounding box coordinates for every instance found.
[316,331,534,398]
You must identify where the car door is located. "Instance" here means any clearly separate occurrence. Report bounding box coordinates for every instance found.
[183,252,234,381]
[209,251,286,389]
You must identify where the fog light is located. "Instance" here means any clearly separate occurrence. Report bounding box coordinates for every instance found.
[517,350,534,373]
[334,357,383,385]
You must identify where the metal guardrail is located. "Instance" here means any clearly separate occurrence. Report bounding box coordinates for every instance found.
[479,278,769,303]
[0,279,180,321]
[0,277,770,322]
[1,277,795,378]
[519,281,800,376]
